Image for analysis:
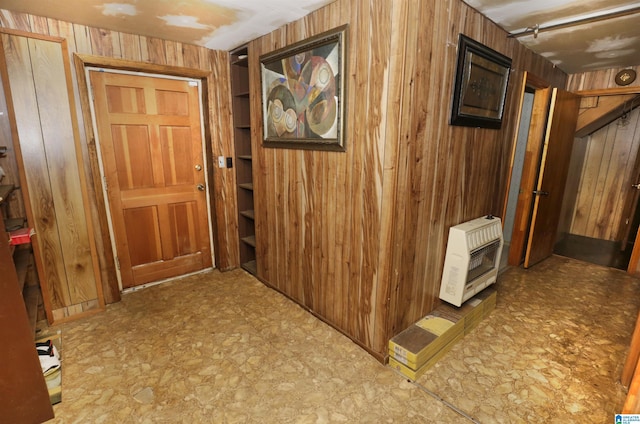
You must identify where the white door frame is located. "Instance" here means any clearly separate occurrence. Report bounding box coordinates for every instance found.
[84,67,215,292]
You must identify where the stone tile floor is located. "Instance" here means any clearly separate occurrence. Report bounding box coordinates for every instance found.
[44,255,640,423]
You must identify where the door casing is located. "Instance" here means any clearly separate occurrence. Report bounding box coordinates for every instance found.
[502,72,552,266]
[523,88,581,268]
[86,67,215,292]
[503,77,640,273]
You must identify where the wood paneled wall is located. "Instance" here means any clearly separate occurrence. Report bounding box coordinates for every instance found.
[0,9,239,305]
[567,65,640,92]
[567,108,640,240]
[249,0,566,359]
[1,32,104,321]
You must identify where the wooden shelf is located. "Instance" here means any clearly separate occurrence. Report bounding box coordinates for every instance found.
[241,235,256,247]
[242,260,257,275]
[231,56,248,67]
[231,44,257,276]
[240,210,255,220]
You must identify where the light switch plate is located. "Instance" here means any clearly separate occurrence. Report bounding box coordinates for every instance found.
[217,156,225,168]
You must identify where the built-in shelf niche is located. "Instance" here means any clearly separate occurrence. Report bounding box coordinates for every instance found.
[230,45,257,275]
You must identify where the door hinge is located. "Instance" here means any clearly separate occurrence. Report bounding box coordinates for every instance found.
[115,256,120,270]
[103,176,108,191]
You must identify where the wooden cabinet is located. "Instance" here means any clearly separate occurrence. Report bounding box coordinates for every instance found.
[0,31,105,323]
[0,185,54,423]
[230,45,257,275]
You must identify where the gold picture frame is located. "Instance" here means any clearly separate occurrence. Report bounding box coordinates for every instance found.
[260,25,347,151]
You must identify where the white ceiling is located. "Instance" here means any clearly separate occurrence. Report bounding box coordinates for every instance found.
[462,0,640,73]
[0,0,336,51]
[0,0,638,74]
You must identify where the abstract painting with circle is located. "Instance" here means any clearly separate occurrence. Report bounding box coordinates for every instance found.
[260,25,347,151]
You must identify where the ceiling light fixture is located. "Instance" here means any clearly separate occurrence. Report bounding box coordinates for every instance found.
[508,6,640,39]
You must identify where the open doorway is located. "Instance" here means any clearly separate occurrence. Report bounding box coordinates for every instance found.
[554,103,640,270]
[504,78,640,273]
[501,72,581,270]
[501,88,535,270]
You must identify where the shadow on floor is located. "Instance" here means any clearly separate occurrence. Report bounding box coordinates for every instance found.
[553,233,632,270]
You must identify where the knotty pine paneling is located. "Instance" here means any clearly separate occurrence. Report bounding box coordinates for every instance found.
[249,0,566,359]
[569,108,640,240]
[0,33,103,323]
[0,9,239,308]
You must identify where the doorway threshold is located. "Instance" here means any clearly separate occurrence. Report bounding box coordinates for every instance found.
[121,267,215,295]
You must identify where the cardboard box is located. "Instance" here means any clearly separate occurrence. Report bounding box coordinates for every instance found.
[388,325,438,365]
[478,289,497,317]
[389,315,463,369]
[388,331,464,380]
[388,287,498,372]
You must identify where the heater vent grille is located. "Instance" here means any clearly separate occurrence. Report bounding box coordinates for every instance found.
[439,216,503,307]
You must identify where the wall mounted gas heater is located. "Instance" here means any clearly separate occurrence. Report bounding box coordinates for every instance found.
[439,215,503,307]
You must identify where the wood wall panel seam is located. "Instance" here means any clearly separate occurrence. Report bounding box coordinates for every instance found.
[1,9,239,311]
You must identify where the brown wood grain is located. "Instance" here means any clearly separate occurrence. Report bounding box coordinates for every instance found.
[209,48,240,270]
[73,55,121,304]
[1,33,70,315]
[618,115,640,246]
[0,209,54,423]
[576,94,637,137]
[0,32,107,324]
[28,37,100,305]
[525,89,581,267]
[623,310,640,388]
[90,71,212,288]
[0,9,239,303]
[1,1,567,357]
[570,108,640,240]
[0,10,31,32]
[119,32,143,62]
[249,0,566,358]
[567,66,640,93]
[508,86,552,266]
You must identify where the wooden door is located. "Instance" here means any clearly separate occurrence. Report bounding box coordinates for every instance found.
[508,85,553,266]
[524,88,581,268]
[90,71,212,289]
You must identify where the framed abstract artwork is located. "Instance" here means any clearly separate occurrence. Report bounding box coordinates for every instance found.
[260,25,347,151]
[450,34,512,129]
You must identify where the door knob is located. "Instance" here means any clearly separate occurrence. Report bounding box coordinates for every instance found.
[195,164,202,171]
[197,184,205,191]
[633,183,640,190]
